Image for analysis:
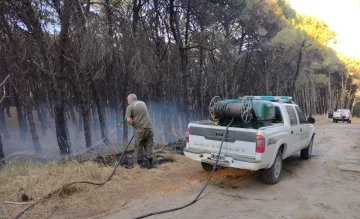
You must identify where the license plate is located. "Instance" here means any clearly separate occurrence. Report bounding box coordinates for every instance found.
[211,153,225,161]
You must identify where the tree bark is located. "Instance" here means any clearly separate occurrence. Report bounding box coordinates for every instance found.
[54,102,71,154]
[0,134,4,168]
[36,102,48,136]
[80,97,92,149]
[54,0,73,155]
[14,92,27,141]
[26,106,42,154]
[169,0,191,124]
[0,103,10,139]
[328,72,332,109]
[78,106,84,135]
[91,103,100,141]
[290,40,306,96]
[92,83,110,145]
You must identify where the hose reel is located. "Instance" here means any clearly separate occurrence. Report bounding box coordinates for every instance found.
[209,96,254,125]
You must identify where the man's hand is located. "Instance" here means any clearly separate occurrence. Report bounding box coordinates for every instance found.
[127,118,134,126]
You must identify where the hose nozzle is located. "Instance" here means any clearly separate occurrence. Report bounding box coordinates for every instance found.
[117,118,127,127]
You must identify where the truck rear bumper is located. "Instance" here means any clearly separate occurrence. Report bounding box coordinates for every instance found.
[333,117,350,120]
[184,148,263,171]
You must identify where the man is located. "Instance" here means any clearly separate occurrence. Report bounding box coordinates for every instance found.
[125,94,155,169]
[341,109,346,123]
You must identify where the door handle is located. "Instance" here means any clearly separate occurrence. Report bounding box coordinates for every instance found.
[291,131,293,134]
[300,128,302,132]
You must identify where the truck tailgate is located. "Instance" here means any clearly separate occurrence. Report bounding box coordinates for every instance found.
[333,112,341,118]
[188,123,257,159]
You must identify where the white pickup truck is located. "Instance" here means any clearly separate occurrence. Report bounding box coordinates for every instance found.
[184,96,316,184]
[332,109,352,123]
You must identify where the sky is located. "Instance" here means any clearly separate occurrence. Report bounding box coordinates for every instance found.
[288,0,360,59]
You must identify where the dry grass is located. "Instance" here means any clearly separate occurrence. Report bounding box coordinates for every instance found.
[0,151,255,219]
[0,153,204,219]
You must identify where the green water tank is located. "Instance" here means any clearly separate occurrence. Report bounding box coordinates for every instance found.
[252,100,275,121]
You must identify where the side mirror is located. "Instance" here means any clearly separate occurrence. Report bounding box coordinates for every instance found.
[307,117,315,124]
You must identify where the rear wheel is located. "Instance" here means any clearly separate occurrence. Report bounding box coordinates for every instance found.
[201,162,214,171]
[301,137,313,159]
[333,119,336,123]
[261,150,282,184]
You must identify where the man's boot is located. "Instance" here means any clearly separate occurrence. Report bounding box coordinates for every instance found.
[137,159,146,168]
[147,158,156,169]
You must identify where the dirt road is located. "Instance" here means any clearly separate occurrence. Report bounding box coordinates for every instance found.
[91,120,360,219]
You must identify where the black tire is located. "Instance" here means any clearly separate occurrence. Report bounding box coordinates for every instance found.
[335,120,338,123]
[301,137,313,159]
[348,120,351,124]
[261,150,282,184]
[333,119,336,123]
[201,162,214,171]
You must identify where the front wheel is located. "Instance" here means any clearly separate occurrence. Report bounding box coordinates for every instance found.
[261,150,282,184]
[301,137,313,159]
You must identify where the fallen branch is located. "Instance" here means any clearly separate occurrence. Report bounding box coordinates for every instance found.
[5,201,35,205]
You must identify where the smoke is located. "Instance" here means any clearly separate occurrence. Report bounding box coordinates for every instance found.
[1,101,190,161]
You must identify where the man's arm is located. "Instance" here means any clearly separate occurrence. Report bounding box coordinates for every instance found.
[125,105,134,126]
[127,118,134,126]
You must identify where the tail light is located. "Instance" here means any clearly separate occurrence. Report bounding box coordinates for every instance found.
[186,128,190,142]
[256,135,265,153]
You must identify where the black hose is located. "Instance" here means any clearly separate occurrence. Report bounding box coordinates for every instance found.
[134,117,235,219]
[13,136,134,219]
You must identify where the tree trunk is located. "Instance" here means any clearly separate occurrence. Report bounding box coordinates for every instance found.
[5,83,11,118]
[47,90,54,119]
[54,101,71,155]
[53,0,73,155]
[290,40,306,96]
[26,107,42,154]
[81,97,92,149]
[91,104,100,141]
[36,105,47,136]
[92,83,110,145]
[0,104,10,139]
[328,72,332,109]
[14,93,27,141]
[169,0,191,124]
[5,105,11,118]
[67,101,78,137]
[78,106,83,135]
[0,134,4,168]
